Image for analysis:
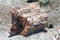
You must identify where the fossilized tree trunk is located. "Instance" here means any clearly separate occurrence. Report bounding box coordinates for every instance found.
[9,2,48,36]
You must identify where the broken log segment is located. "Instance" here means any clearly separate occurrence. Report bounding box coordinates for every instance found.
[9,2,49,36]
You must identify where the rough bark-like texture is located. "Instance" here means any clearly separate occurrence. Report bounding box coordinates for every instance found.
[0,0,60,40]
[9,2,48,36]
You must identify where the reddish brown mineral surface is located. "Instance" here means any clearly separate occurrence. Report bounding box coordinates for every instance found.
[9,2,48,36]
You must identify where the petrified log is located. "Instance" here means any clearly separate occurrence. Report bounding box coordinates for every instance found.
[9,2,48,37]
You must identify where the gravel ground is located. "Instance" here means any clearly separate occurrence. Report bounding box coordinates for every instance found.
[0,0,60,40]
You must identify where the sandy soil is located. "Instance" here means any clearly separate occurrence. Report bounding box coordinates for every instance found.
[0,0,60,40]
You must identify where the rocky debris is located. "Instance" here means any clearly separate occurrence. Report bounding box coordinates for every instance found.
[9,2,48,36]
[0,0,60,40]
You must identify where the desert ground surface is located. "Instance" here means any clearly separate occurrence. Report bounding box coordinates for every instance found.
[0,0,60,40]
